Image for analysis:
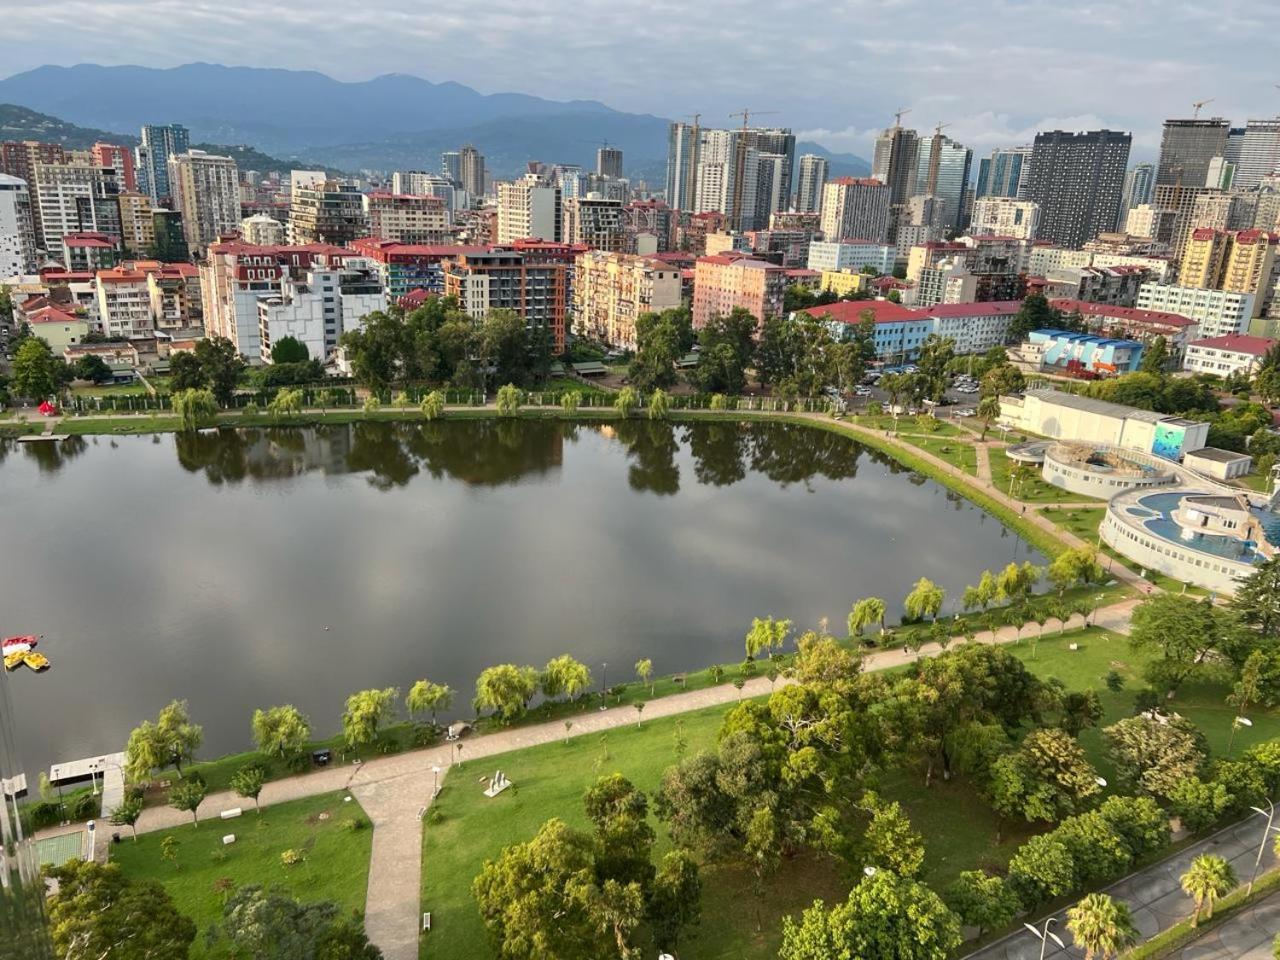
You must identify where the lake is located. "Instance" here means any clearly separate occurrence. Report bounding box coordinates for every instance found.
[0,419,1041,777]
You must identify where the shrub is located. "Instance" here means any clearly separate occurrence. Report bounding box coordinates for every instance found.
[280,848,305,867]
[209,849,228,863]
[342,816,369,832]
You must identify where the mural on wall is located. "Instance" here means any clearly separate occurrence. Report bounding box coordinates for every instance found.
[1152,422,1186,461]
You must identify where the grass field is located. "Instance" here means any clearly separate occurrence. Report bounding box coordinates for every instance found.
[899,433,979,474]
[112,792,373,958]
[417,628,1280,960]
[988,451,1104,505]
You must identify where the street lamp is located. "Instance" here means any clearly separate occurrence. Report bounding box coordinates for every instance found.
[1246,799,1280,894]
[1022,917,1065,960]
[1096,776,1108,788]
[600,662,608,711]
[89,760,100,797]
[1090,593,1105,627]
[1227,716,1253,758]
[431,765,442,799]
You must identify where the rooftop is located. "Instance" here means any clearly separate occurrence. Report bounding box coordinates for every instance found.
[920,301,1022,318]
[1049,298,1196,328]
[800,300,922,325]
[1021,387,1184,425]
[1185,446,1252,464]
[1188,333,1276,356]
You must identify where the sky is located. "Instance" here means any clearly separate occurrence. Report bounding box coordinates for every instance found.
[1,0,1278,159]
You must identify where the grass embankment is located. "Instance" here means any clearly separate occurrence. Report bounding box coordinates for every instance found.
[112,792,373,958]
[898,433,979,474]
[417,629,1280,960]
[989,451,1105,505]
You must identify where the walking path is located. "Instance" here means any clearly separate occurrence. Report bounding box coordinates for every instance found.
[1169,889,1280,960]
[103,598,1137,960]
[975,442,993,482]
[964,813,1280,960]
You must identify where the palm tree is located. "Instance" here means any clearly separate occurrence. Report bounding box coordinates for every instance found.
[977,394,1002,442]
[1181,854,1237,926]
[1067,893,1138,960]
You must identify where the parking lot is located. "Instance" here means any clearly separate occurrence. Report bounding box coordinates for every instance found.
[831,369,984,419]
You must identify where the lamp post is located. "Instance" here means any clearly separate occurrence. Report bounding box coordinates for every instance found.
[600,662,608,711]
[1227,716,1253,758]
[1090,593,1104,627]
[1022,917,1065,960]
[431,765,441,799]
[1246,799,1280,894]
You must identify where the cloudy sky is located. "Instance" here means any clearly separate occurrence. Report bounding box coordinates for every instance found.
[2,0,1277,158]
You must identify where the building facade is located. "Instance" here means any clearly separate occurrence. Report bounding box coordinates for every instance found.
[257,257,386,361]
[1026,129,1132,249]
[0,173,36,276]
[805,240,895,274]
[170,150,240,253]
[573,250,682,349]
[362,192,450,244]
[970,197,1041,240]
[442,248,568,352]
[288,180,367,246]
[691,253,787,329]
[819,177,891,245]
[137,123,189,203]
[1136,282,1255,338]
[795,154,828,214]
[562,196,625,251]
[1182,333,1276,377]
[497,174,561,244]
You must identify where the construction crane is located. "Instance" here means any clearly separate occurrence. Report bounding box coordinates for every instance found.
[892,106,912,128]
[728,108,779,130]
[1191,98,1215,119]
[684,113,702,127]
[932,120,950,138]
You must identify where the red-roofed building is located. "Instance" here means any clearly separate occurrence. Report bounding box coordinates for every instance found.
[398,289,435,310]
[692,254,787,329]
[61,232,119,272]
[348,237,487,298]
[1048,298,1199,348]
[26,304,89,354]
[799,299,933,361]
[95,266,153,337]
[1183,333,1277,378]
[918,301,1022,354]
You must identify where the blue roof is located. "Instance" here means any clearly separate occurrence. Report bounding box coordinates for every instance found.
[1031,328,1142,349]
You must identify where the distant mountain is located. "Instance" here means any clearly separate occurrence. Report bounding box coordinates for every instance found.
[0,63,867,181]
[0,103,336,174]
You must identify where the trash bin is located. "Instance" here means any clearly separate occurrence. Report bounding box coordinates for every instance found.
[312,749,331,767]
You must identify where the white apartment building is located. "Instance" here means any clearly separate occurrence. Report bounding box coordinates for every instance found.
[1027,244,1174,283]
[970,198,1041,240]
[170,151,241,253]
[362,193,450,244]
[32,158,118,254]
[95,266,154,338]
[573,250,682,349]
[257,258,386,362]
[918,301,1020,354]
[240,214,285,245]
[562,196,625,251]
[0,174,36,277]
[1181,333,1276,378]
[497,174,560,244]
[805,240,895,275]
[907,256,977,307]
[1136,282,1256,339]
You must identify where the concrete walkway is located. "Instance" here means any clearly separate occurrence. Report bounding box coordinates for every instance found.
[1169,889,1280,960]
[975,442,993,482]
[963,813,1280,960]
[116,599,1137,960]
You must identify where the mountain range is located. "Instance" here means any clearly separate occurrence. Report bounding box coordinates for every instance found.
[0,63,869,183]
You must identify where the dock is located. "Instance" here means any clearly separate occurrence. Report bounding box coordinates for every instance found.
[17,434,70,442]
[50,751,126,818]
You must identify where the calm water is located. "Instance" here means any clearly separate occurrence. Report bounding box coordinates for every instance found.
[0,420,1040,777]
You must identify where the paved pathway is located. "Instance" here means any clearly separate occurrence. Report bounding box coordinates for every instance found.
[963,813,1280,960]
[975,442,993,482]
[1169,889,1280,960]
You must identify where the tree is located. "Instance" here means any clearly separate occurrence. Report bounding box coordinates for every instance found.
[778,871,961,960]
[944,870,1020,937]
[108,795,144,840]
[315,920,384,960]
[474,664,540,722]
[1127,594,1225,695]
[421,390,445,420]
[72,352,113,383]
[859,791,925,878]
[406,680,453,724]
[976,394,1002,440]
[648,849,702,955]
[1181,854,1236,926]
[473,818,616,960]
[193,336,245,406]
[169,773,208,825]
[46,860,196,960]
[648,387,670,420]
[11,337,66,398]
[694,307,757,394]
[614,386,639,418]
[635,658,654,695]
[583,773,656,890]
[268,386,304,418]
[271,336,310,364]
[745,806,783,931]
[1047,546,1104,597]
[980,362,1025,399]
[140,699,203,778]
[1102,713,1207,798]
[744,615,791,659]
[630,308,688,391]
[231,764,266,812]
[216,886,355,960]
[1007,833,1076,906]
[169,350,206,391]
[904,577,945,623]
[988,728,1102,822]
[496,383,523,416]
[1067,893,1138,960]
[542,654,593,702]
[1007,293,1058,344]
[1060,689,1104,736]
[341,687,399,748]
[848,597,887,640]
[560,390,581,413]
[1167,775,1232,832]
[996,560,1041,606]
[477,309,532,389]
[1232,554,1280,639]
[1097,794,1171,860]
[173,386,218,430]
[251,705,311,759]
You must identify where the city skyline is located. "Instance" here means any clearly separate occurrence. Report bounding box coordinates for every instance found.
[3,1,1279,161]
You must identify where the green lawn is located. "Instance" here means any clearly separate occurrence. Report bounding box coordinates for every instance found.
[989,453,1104,505]
[534,377,610,396]
[70,381,153,396]
[112,792,372,957]
[899,434,978,474]
[1235,471,1271,493]
[854,414,963,437]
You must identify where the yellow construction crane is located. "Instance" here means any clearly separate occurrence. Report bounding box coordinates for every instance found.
[1191,98,1215,119]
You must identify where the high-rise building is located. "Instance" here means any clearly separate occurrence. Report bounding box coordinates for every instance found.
[1178,227,1278,317]
[734,128,796,230]
[1122,163,1156,212]
[872,123,921,210]
[170,150,241,253]
[240,213,285,245]
[975,147,1032,199]
[572,249,682,348]
[362,192,449,244]
[288,180,367,246]
[0,669,56,960]
[441,151,462,184]
[497,174,561,243]
[1191,192,1257,233]
[562,196,625,251]
[1179,228,1233,288]
[596,146,623,179]
[31,154,122,254]
[665,121,701,211]
[151,209,188,262]
[795,154,828,214]
[915,134,972,232]
[819,177,891,244]
[258,256,386,360]
[459,144,486,198]
[392,171,460,213]
[91,142,136,192]
[138,123,190,203]
[443,248,568,352]
[691,252,788,329]
[970,197,1041,240]
[1026,129,1131,248]
[116,190,154,255]
[1156,118,1230,188]
[0,174,37,276]
[622,199,674,253]
[1231,120,1280,190]
[289,170,326,196]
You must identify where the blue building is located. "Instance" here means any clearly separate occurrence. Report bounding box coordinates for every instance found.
[137,123,190,203]
[1029,329,1144,376]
